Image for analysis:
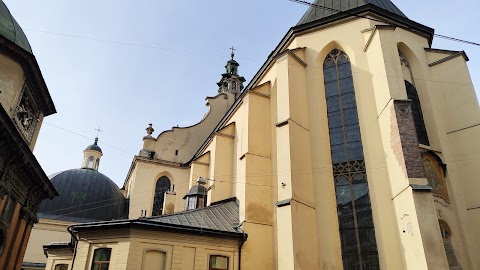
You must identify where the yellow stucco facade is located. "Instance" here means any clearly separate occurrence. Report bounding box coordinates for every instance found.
[39,4,480,270]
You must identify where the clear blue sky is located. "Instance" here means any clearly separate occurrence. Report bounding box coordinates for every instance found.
[4,0,479,187]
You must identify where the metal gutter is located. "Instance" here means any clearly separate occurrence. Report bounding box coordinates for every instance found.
[71,219,245,240]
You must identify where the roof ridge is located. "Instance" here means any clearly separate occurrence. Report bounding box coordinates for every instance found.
[297,0,407,26]
[146,197,238,220]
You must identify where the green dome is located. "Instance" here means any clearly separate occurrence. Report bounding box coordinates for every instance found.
[0,1,32,53]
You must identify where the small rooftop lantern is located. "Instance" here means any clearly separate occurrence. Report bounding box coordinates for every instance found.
[183,177,212,211]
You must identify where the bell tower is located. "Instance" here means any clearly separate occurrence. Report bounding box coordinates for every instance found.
[217,47,246,97]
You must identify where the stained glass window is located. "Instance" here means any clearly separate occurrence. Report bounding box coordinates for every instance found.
[324,49,379,270]
[152,176,171,216]
[405,81,429,146]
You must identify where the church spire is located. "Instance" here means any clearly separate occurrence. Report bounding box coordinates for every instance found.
[217,47,246,97]
[82,136,103,171]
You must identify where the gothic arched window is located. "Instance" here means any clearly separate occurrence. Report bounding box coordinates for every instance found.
[323,49,379,270]
[405,81,429,146]
[152,176,171,216]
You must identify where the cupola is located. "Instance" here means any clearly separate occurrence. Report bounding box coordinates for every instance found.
[217,48,246,97]
[81,137,103,170]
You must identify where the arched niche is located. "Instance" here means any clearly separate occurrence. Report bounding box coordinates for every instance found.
[422,152,449,202]
[142,249,167,270]
[438,219,462,268]
[398,42,439,147]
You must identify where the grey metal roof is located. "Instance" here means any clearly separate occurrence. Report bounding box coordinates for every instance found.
[297,0,406,25]
[147,199,241,234]
[38,169,126,222]
[85,144,102,153]
[85,137,102,153]
[0,0,32,53]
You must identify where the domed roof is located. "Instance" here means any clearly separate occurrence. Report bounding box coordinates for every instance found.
[85,137,102,153]
[0,1,32,53]
[38,169,126,222]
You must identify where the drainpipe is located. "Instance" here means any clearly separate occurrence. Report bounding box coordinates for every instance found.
[238,233,247,270]
[67,225,78,270]
[236,220,247,270]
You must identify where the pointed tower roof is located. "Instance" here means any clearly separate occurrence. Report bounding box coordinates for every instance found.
[297,0,406,25]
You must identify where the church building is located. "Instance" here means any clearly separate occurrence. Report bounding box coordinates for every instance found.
[25,0,480,269]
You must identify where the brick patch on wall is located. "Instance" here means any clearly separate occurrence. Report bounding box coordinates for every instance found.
[390,100,425,179]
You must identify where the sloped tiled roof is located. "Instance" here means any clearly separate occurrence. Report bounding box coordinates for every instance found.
[147,199,241,234]
[297,0,406,26]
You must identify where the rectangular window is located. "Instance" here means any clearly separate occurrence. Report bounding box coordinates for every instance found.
[209,255,229,270]
[91,248,111,270]
[54,264,69,270]
[187,197,197,210]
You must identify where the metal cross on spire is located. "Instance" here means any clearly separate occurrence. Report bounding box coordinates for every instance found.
[94,126,103,138]
[229,46,236,59]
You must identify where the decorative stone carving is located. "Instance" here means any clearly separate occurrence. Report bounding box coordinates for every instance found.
[12,84,39,143]
[145,123,154,138]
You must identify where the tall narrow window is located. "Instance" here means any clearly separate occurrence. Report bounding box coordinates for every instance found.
[405,81,429,146]
[152,176,171,216]
[324,49,379,270]
[91,248,111,270]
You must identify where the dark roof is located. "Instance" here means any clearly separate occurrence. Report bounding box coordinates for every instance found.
[183,184,207,199]
[297,0,406,25]
[85,137,102,153]
[38,169,126,222]
[85,144,102,153]
[148,198,241,233]
[0,0,32,53]
[72,198,245,239]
